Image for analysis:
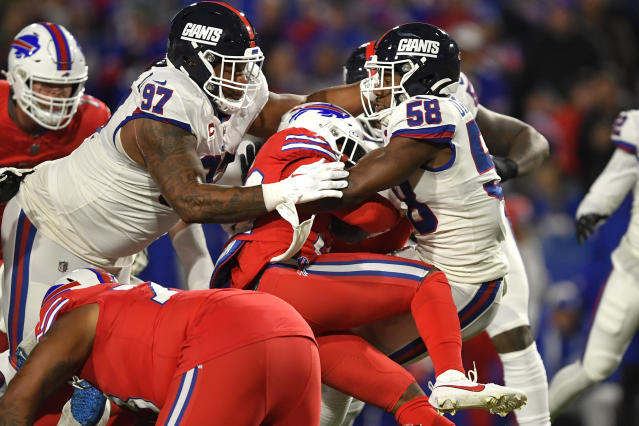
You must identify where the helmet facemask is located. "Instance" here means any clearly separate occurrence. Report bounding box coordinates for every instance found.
[324,122,367,166]
[361,57,417,127]
[9,68,85,130]
[199,47,264,115]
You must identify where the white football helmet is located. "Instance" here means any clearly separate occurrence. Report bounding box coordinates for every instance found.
[6,22,88,130]
[53,268,118,288]
[278,102,367,166]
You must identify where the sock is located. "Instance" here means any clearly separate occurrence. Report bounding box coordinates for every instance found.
[320,384,353,426]
[394,396,454,426]
[411,271,464,376]
[317,334,415,412]
[500,342,551,425]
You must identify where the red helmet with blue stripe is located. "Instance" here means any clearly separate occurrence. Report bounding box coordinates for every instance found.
[6,22,87,130]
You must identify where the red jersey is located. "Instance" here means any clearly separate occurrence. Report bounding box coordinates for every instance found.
[35,282,313,413]
[213,127,411,289]
[0,80,111,168]
[0,80,110,259]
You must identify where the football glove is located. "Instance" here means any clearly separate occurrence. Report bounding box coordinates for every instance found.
[261,159,348,211]
[492,156,519,183]
[239,140,264,184]
[575,213,609,244]
[0,167,33,203]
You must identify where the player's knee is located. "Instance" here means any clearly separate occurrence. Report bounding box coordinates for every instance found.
[491,326,534,353]
[583,351,621,382]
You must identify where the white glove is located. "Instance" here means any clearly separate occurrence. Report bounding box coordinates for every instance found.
[262,159,348,211]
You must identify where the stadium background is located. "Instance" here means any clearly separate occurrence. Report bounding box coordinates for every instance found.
[2,0,639,424]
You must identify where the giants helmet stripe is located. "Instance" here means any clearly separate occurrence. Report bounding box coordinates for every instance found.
[209,1,256,47]
[39,22,71,70]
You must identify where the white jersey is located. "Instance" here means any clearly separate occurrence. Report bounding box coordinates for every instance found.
[577,110,639,277]
[17,61,268,267]
[385,94,508,284]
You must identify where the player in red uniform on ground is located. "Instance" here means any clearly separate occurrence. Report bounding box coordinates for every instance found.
[213,103,526,424]
[0,269,320,425]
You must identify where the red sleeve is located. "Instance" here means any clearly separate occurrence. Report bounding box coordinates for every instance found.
[332,193,401,233]
[331,218,413,254]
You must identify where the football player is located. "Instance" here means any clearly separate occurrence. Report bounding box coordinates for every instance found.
[0,20,110,364]
[0,1,356,391]
[548,110,639,419]
[213,102,526,424]
[302,21,540,418]
[327,36,551,426]
[0,268,320,425]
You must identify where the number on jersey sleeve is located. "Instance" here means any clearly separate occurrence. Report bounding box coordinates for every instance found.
[392,182,438,235]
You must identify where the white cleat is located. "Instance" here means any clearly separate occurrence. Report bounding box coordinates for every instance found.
[428,367,527,417]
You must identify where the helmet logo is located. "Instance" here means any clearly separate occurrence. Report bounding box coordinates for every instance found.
[397,39,439,57]
[181,23,223,46]
[10,34,40,58]
[290,104,349,121]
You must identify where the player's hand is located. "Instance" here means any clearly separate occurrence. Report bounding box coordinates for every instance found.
[575,213,609,244]
[239,140,264,183]
[492,156,519,183]
[261,159,349,211]
[0,167,33,203]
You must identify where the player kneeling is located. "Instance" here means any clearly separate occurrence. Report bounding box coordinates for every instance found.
[0,269,320,425]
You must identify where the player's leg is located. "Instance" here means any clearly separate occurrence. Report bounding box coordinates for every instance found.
[260,252,465,375]
[257,252,428,334]
[485,226,550,426]
[1,203,92,371]
[157,336,321,426]
[262,336,321,426]
[322,277,522,424]
[549,265,639,418]
[317,333,453,426]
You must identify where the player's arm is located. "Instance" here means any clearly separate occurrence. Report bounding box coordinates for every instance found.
[127,118,346,223]
[0,304,98,425]
[302,136,440,217]
[476,104,549,180]
[247,83,362,138]
[576,148,639,243]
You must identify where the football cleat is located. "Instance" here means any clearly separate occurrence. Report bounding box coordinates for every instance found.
[61,377,110,426]
[428,366,527,417]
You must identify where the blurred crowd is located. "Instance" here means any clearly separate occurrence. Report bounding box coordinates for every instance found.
[2,0,639,425]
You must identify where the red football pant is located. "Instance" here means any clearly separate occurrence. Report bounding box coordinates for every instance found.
[256,252,464,412]
[156,336,321,425]
[257,253,463,373]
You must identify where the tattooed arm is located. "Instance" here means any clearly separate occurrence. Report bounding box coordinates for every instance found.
[0,304,98,425]
[123,118,268,224]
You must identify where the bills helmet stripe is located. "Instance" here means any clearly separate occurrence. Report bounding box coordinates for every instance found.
[39,22,71,70]
[86,268,114,283]
[208,1,256,47]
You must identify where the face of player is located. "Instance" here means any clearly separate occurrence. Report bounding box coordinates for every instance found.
[214,62,248,101]
[31,82,73,110]
[372,71,402,114]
